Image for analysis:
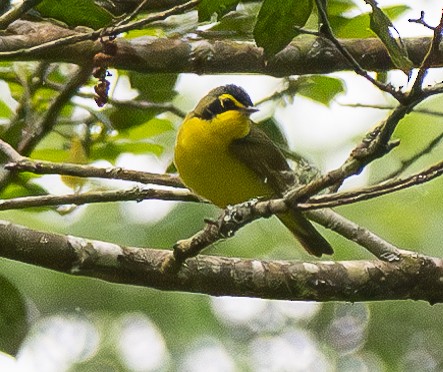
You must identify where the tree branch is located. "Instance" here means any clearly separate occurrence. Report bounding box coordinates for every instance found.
[299,159,443,210]
[0,186,199,211]
[5,157,185,188]
[0,20,441,75]
[0,1,200,60]
[0,220,442,303]
[0,0,43,29]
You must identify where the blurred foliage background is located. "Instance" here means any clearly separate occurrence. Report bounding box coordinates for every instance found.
[2,0,443,371]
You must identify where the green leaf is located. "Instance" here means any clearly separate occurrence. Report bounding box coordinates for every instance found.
[109,106,157,131]
[109,74,178,131]
[382,5,410,21]
[0,100,13,119]
[127,73,178,102]
[124,28,167,40]
[128,71,178,102]
[254,0,313,57]
[328,0,356,17]
[0,0,10,14]
[121,118,174,141]
[208,4,259,39]
[91,141,163,162]
[332,5,410,39]
[0,275,28,355]
[30,148,70,162]
[292,76,345,106]
[258,117,289,150]
[36,0,113,29]
[30,132,67,162]
[198,0,240,21]
[8,81,24,102]
[367,1,413,74]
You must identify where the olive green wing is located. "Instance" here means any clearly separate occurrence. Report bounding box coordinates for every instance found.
[230,123,333,257]
[229,124,296,195]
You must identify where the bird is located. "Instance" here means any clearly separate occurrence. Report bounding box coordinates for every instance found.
[174,84,333,257]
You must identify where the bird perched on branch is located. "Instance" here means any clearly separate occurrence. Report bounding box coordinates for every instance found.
[174,84,333,257]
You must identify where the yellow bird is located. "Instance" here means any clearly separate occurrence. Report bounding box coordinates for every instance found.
[174,84,333,257]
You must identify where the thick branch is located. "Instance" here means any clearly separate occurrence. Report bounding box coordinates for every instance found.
[0,220,442,303]
[0,20,441,75]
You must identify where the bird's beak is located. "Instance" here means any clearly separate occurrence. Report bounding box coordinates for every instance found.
[241,107,259,115]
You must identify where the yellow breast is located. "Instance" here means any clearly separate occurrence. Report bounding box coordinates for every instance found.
[174,111,272,207]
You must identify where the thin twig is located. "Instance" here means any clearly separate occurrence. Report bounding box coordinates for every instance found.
[340,103,443,117]
[409,12,443,98]
[300,159,443,210]
[4,158,185,188]
[307,209,403,262]
[382,132,443,180]
[0,186,199,211]
[0,139,22,162]
[408,11,436,32]
[44,80,186,117]
[314,0,405,102]
[114,0,150,28]
[110,99,186,118]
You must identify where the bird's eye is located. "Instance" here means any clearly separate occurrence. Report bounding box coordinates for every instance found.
[221,98,236,110]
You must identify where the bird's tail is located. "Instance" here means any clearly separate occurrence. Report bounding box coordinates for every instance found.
[278,211,333,257]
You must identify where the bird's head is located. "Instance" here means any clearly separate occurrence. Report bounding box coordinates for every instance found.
[192,84,258,120]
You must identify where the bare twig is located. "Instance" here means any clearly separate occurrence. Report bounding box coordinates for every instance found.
[0,186,199,211]
[106,98,186,118]
[4,158,184,188]
[383,132,443,180]
[114,0,150,28]
[44,79,186,117]
[0,139,22,163]
[340,103,443,118]
[45,80,186,118]
[408,11,436,31]
[409,12,443,98]
[314,0,405,102]
[306,209,403,262]
[300,159,443,210]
